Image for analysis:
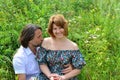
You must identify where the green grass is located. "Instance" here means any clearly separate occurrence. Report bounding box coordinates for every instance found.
[0,0,120,80]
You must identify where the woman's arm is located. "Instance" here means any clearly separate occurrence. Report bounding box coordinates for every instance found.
[40,64,51,78]
[40,64,60,80]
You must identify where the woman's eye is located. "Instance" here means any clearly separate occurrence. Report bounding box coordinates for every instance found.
[53,28,57,30]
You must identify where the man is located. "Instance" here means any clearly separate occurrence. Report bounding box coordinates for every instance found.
[13,24,72,80]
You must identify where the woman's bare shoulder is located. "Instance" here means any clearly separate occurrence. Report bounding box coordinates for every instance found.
[68,40,79,50]
[44,37,51,42]
[42,37,51,48]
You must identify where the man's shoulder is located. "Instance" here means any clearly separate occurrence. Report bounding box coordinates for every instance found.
[13,46,26,58]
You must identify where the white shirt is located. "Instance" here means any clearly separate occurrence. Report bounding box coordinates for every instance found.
[13,46,41,80]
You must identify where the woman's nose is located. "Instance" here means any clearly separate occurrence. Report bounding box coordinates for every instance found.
[56,29,60,33]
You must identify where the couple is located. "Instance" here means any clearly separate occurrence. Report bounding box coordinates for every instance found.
[13,14,86,80]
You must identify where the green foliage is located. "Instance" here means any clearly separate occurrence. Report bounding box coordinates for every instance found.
[0,55,15,80]
[0,0,120,80]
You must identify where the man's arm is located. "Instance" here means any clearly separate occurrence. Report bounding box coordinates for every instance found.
[13,56,26,80]
[62,63,73,74]
[61,69,80,80]
[17,74,26,80]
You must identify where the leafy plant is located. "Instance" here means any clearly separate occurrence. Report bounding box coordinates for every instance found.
[0,0,120,80]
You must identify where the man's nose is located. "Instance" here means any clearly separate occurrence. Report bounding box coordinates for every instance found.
[41,38,44,41]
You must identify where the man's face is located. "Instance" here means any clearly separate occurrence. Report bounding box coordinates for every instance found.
[29,29,43,47]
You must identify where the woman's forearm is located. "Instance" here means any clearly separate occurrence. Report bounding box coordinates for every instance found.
[40,64,60,80]
[40,64,51,78]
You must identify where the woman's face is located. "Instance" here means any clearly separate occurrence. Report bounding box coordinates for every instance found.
[52,24,65,38]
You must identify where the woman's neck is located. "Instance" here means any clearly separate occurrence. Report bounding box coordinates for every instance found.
[52,36,67,42]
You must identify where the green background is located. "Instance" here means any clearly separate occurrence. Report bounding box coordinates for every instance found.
[0,0,120,80]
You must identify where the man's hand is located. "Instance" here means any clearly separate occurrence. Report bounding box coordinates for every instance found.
[62,63,73,74]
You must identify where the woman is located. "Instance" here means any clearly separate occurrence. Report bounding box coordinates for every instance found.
[37,14,86,80]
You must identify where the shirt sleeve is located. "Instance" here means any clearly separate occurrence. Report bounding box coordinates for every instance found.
[71,50,86,69]
[12,56,26,74]
[36,46,47,65]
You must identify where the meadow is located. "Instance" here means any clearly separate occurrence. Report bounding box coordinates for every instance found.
[0,0,120,80]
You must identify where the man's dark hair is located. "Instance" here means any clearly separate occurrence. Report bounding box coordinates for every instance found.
[19,24,42,48]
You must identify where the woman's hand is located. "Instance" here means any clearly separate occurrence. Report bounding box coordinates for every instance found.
[50,75,66,80]
[59,76,66,80]
[62,63,73,74]
[49,73,60,80]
